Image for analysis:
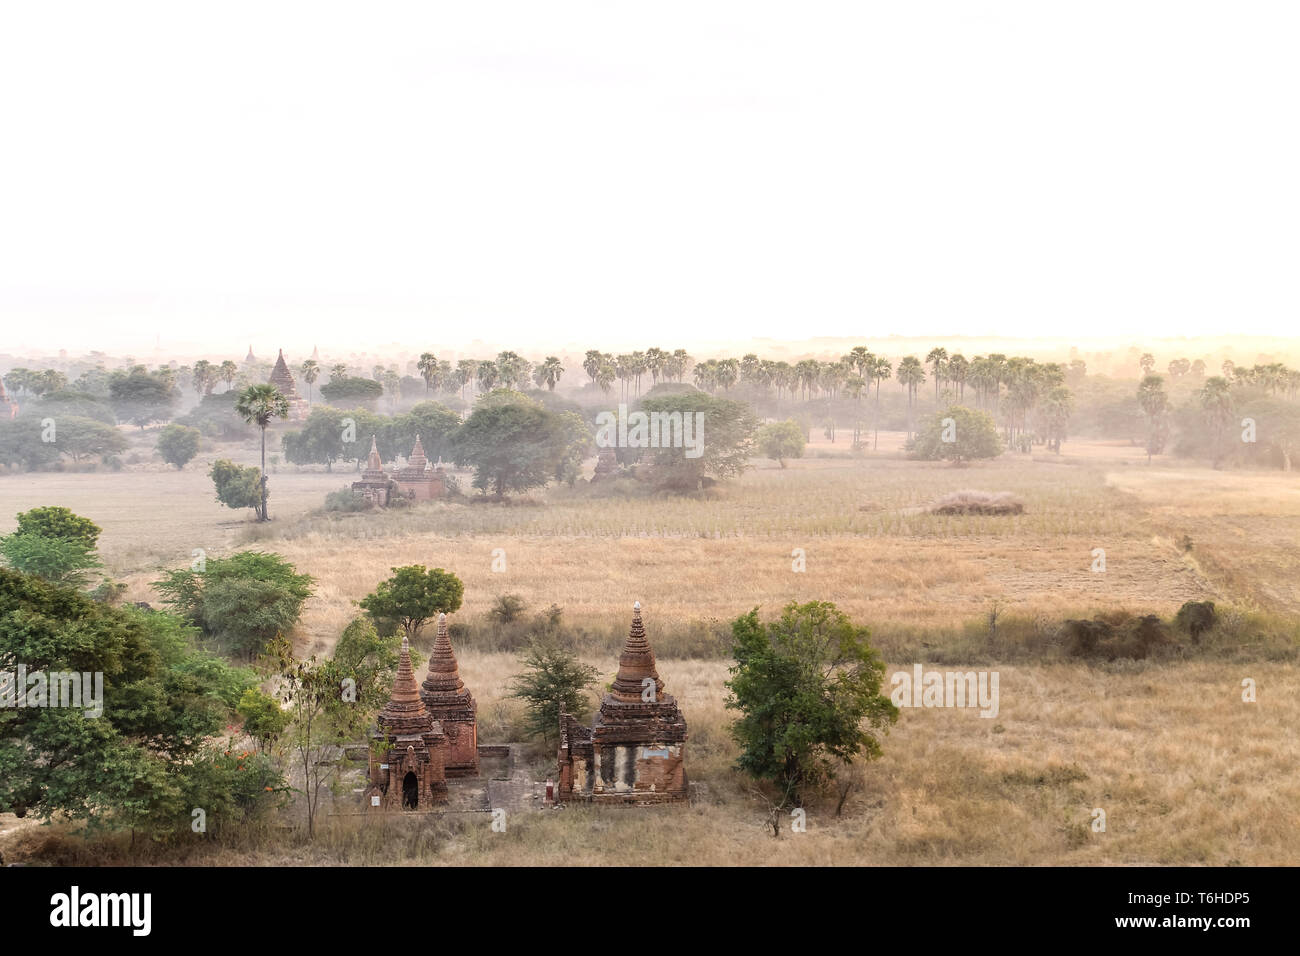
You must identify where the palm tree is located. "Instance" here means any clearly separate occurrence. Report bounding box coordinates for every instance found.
[869,356,891,449]
[896,356,925,439]
[219,360,238,392]
[1137,373,1169,464]
[300,359,320,405]
[535,356,564,391]
[191,359,216,397]
[595,358,616,396]
[476,360,500,393]
[925,347,948,403]
[235,384,289,521]
[947,353,969,402]
[1197,376,1233,467]
[417,352,438,394]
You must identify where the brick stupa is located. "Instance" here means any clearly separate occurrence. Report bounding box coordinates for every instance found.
[268,349,308,420]
[366,637,449,811]
[558,602,688,804]
[392,435,446,501]
[351,435,393,506]
[419,613,478,775]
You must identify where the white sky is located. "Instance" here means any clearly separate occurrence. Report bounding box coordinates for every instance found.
[1,1,1297,355]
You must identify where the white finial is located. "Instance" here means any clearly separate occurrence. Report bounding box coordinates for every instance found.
[401,636,409,649]
[438,612,447,622]
[633,601,641,611]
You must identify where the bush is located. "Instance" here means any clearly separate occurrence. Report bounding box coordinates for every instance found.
[911,405,1003,463]
[489,593,528,625]
[1064,614,1175,660]
[324,486,373,512]
[156,423,202,469]
[1174,601,1216,643]
[928,490,1025,515]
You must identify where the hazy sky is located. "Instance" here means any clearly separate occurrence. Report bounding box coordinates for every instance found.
[2,1,1297,355]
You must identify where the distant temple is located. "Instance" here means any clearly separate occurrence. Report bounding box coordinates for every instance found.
[558,603,689,804]
[268,349,309,421]
[244,344,257,364]
[366,637,449,811]
[351,435,446,507]
[419,613,478,776]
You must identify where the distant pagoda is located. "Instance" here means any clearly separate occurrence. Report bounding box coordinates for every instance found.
[267,349,308,420]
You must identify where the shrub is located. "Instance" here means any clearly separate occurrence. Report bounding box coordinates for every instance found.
[1174,601,1217,643]
[928,490,1025,515]
[489,593,528,625]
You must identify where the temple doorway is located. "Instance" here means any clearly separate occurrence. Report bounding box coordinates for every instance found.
[402,771,418,809]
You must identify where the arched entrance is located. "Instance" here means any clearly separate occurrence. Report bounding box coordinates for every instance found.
[402,771,419,809]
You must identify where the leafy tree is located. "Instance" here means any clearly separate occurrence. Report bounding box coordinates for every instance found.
[155,551,314,660]
[210,458,266,520]
[0,418,60,471]
[911,405,1003,463]
[635,390,758,491]
[450,398,586,497]
[236,688,290,752]
[0,569,263,831]
[281,406,354,471]
[15,506,101,547]
[0,507,102,585]
[756,419,806,467]
[235,384,290,522]
[156,423,202,469]
[1137,373,1170,463]
[0,532,101,585]
[726,601,897,809]
[177,390,255,441]
[37,416,128,464]
[30,390,116,425]
[507,640,600,747]
[107,365,180,428]
[319,375,384,409]
[358,565,464,641]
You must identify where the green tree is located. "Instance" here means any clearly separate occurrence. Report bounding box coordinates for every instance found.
[210,458,266,520]
[1137,373,1169,464]
[236,688,290,753]
[911,405,1004,463]
[156,423,202,469]
[155,551,314,660]
[0,569,264,831]
[358,565,464,641]
[235,384,290,521]
[507,640,600,747]
[756,419,806,467]
[107,365,180,428]
[726,601,897,810]
[14,506,101,547]
[634,390,758,491]
[450,399,585,497]
[319,375,384,409]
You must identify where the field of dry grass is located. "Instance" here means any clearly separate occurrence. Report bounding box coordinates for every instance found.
[11,652,1297,865]
[2,434,1298,865]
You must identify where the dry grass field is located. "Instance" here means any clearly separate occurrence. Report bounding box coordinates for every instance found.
[2,432,1298,865]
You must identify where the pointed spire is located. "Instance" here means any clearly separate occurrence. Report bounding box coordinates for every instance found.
[422,612,467,701]
[609,601,663,703]
[364,435,384,476]
[379,636,434,735]
[408,434,428,471]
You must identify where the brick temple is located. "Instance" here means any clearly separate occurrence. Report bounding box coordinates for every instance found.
[366,637,449,811]
[268,349,309,421]
[351,436,393,506]
[351,434,446,507]
[557,602,689,804]
[419,613,478,776]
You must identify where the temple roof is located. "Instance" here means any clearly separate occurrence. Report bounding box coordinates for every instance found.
[362,435,385,478]
[608,601,664,703]
[269,349,301,398]
[421,613,471,704]
[245,344,256,363]
[378,637,434,737]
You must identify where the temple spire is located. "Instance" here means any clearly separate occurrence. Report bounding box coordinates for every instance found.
[379,637,433,734]
[610,601,663,703]
[422,613,466,699]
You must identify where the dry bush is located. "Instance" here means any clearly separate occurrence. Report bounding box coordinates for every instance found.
[928,490,1025,515]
